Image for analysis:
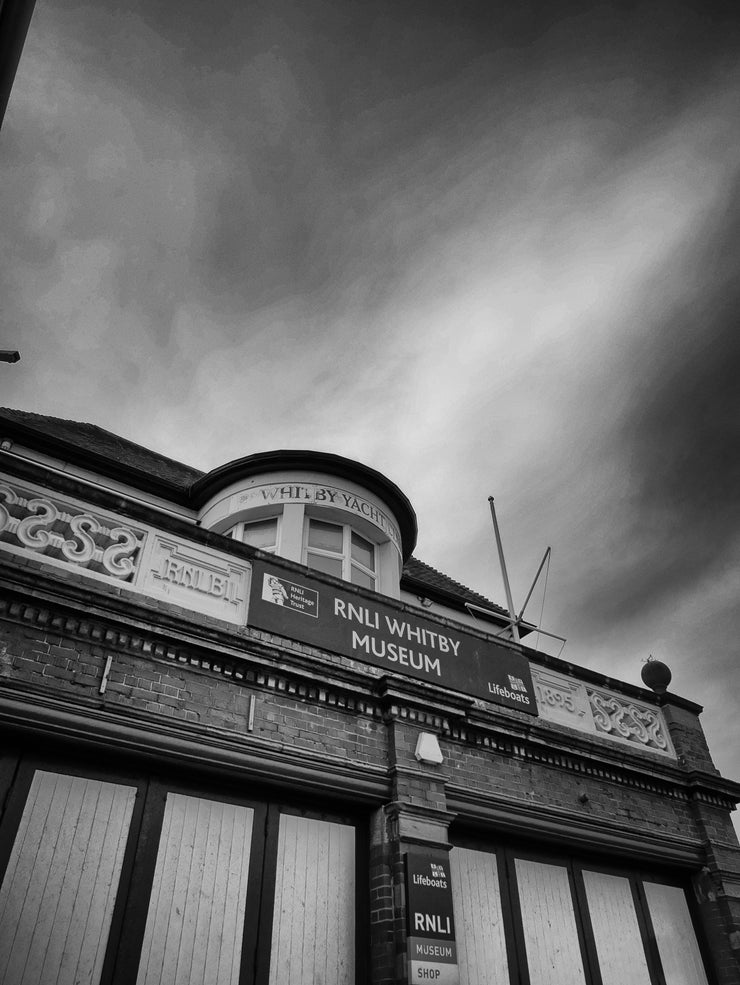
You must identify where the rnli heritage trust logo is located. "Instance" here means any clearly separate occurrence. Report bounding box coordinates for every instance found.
[405,851,459,985]
[248,560,537,714]
[261,572,318,617]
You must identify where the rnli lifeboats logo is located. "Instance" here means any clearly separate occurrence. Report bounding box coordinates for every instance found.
[261,573,319,617]
[405,851,460,985]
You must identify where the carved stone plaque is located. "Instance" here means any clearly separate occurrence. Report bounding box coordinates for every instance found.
[144,536,250,624]
[531,667,591,730]
[531,665,675,758]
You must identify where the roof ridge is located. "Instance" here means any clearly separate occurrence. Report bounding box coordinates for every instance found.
[0,407,96,428]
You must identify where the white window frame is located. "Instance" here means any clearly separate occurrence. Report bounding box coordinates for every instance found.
[226,515,281,554]
[303,517,377,590]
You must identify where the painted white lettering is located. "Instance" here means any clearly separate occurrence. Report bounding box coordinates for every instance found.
[347,602,365,624]
[335,598,347,618]
[385,616,405,637]
[426,656,441,677]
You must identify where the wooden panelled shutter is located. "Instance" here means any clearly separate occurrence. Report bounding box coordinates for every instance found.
[135,793,256,985]
[268,814,355,985]
[0,771,136,985]
[449,847,510,985]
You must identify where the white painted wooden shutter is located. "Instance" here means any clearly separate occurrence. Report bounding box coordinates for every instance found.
[135,793,255,985]
[449,847,510,985]
[268,814,355,985]
[582,870,651,985]
[0,770,136,985]
[643,882,709,985]
[515,858,587,985]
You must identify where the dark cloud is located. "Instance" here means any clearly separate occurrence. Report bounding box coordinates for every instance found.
[571,181,740,622]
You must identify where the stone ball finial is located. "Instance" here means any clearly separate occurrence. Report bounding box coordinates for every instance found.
[641,655,672,695]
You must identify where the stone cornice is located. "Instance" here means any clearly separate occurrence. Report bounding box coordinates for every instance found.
[0,684,390,804]
[445,784,706,867]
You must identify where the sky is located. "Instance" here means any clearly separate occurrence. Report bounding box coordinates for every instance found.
[2,0,739,832]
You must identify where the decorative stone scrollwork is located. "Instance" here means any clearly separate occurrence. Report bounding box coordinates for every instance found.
[530,664,674,758]
[0,479,144,582]
[0,473,251,625]
[589,690,669,751]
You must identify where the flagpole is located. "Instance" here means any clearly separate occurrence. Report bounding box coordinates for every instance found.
[488,496,520,644]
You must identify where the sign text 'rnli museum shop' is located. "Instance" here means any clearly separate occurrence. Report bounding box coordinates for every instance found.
[0,411,738,985]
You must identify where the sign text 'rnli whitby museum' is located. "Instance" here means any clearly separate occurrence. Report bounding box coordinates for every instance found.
[0,407,738,985]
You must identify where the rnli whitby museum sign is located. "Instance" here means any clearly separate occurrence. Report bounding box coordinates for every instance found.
[405,850,459,984]
[248,560,537,714]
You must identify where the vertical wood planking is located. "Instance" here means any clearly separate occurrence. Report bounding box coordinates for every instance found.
[643,882,709,985]
[582,870,651,985]
[268,815,355,985]
[515,858,587,985]
[135,793,254,985]
[449,847,510,985]
[0,770,136,985]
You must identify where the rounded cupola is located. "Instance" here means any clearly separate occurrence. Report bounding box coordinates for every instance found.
[191,451,417,599]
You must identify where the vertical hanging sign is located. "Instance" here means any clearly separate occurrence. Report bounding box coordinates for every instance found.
[405,850,460,984]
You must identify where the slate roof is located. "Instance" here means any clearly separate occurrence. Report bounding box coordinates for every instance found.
[0,407,507,617]
[0,408,203,492]
[401,556,507,617]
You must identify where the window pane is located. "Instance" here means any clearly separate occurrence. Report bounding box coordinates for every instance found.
[241,519,277,550]
[350,565,375,590]
[350,532,375,571]
[307,552,343,578]
[307,520,343,553]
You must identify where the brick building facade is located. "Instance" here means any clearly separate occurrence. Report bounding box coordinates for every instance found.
[0,406,738,985]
